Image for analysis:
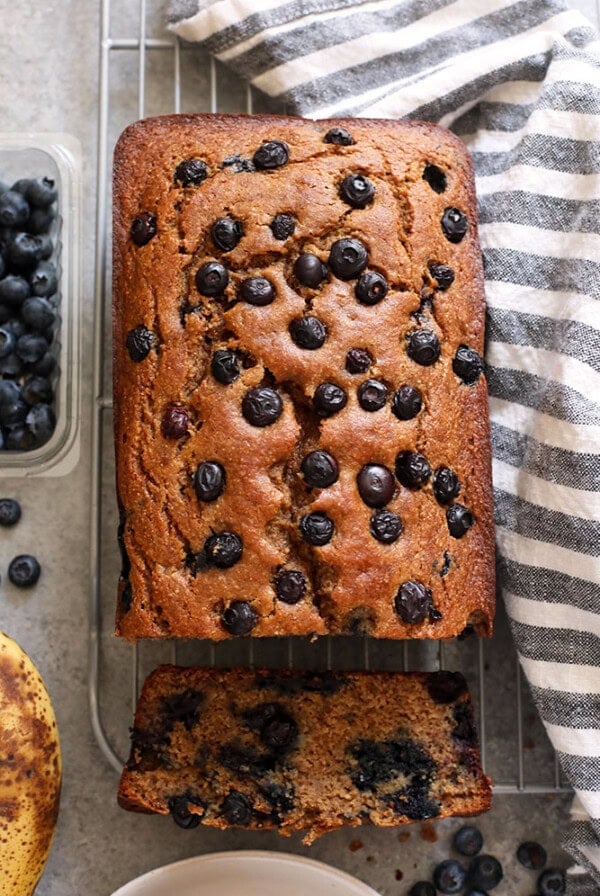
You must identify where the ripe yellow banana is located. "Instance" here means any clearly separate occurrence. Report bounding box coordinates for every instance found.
[0,630,61,896]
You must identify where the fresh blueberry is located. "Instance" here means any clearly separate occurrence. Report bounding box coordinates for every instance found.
[126,325,156,362]
[428,262,454,290]
[168,795,202,829]
[211,349,240,385]
[408,883,436,896]
[32,351,56,377]
[0,327,15,358]
[516,841,547,870]
[194,461,226,502]
[4,318,26,338]
[7,232,42,269]
[324,126,354,145]
[537,868,565,896]
[446,503,474,538]
[356,464,395,508]
[369,509,402,543]
[299,511,334,546]
[453,345,484,384]
[211,217,243,251]
[27,208,56,236]
[355,271,387,305]
[289,316,327,350]
[0,191,29,228]
[339,174,375,208]
[426,671,467,704]
[253,141,289,170]
[239,276,275,306]
[423,164,447,193]
[466,856,503,891]
[0,498,21,526]
[329,238,368,280]
[195,261,229,296]
[345,348,372,374]
[11,179,32,196]
[301,450,339,488]
[26,177,58,208]
[293,253,327,288]
[0,305,11,324]
[270,213,295,240]
[4,424,35,451]
[0,353,23,377]
[357,378,387,411]
[0,399,28,425]
[29,261,58,297]
[130,212,157,246]
[161,405,189,439]
[204,531,243,568]
[0,275,29,306]
[395,451,431,488]
[0,257,5,280]
[442,207,468,243]
[454,825,484,857]
[274,569,307,604]
[407,329,441,365]
[16,334,48,364]
[21,376,53,405]
[8,554,41,587]
[221,602,258,637]
[312,382,347,417]
[242,386,283,427]
[433,467,461,505]
[21,296,56,331]
[174,158,208,187]
[433,861,467,894]
[394,580,432,624]
[26,403,55,445]
[221,790,253,823]
[392,385,422,420]
[0,379,20,406]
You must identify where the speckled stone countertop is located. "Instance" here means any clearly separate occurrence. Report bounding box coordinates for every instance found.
[1,1,596,894]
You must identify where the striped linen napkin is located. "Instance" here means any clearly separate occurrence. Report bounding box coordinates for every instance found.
[167,1,600,890]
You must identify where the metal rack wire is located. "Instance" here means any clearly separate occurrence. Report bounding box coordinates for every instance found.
[89,0,570,799]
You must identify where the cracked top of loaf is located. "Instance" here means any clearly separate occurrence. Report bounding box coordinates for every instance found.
[112,113,495,641]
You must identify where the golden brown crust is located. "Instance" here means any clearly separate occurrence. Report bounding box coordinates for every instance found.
[113,113,495,641]
[118,666,492,844]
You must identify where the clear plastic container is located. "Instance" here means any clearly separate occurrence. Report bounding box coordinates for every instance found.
[0,133,81,476]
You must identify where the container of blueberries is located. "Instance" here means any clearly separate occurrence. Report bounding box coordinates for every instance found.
[0,133,81,475]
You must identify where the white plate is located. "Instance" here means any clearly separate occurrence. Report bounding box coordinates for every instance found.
[111,850,381,896]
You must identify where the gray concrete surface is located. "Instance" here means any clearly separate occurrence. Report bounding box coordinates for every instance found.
[0,1,597,894]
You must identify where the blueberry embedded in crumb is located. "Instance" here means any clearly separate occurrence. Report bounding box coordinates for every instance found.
[433,859,466,894]
[356,463,395,508]
[289,316,327,350]
[120,582,133,613]
[211,216,243,251]
[211,349,240,385]
[253,141,289,170]
[205,531,242,568]
[323,127,354,146]
[453,344,484,384]
[161,405,189,439]
[312,382,347,418]
[446,503,474,538]
[394,581,432,624]
[355,271,388,305]
[426,671,467,704]
[293,253,327,288]
[442,207,468,243]
[195,261,229,297]
[194,461,226,502]
[130,212,157,246]
[345,347,372,374]
[242,386,283,427]
[453,825,484,857]
[516,840,547,870]
[0,498,21,527]
[339,173,375,208]
[221,790,253,824]
[440,551,452,577]
[537,868,565,896]
[433,467,461,505]
[274,569,307,605]
[221,600,258,636]
[466,855,503,891]
[299,511,334,546]
[357,378,387,412]
[8,554,41,588]
[392,384,422,420]
[125,324,156,362]
[395,451,431,489]
[329,237,368,280]
[168,794,205,829]
[369,509,402,544]
[270,213,295,240]
[174,158,208,187]
[239,276,275,306]
[406,329,441,366]
[428,262,455,290]
[162,688,204,731]
[422,163,447,194]
[301,450,339,488]
[259,706,298,750]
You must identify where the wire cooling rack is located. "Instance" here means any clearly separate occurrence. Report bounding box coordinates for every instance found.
[89,0,570,797]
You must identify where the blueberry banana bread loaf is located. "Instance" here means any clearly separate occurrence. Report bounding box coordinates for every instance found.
[118,667,491,843]
[113,114,495,641]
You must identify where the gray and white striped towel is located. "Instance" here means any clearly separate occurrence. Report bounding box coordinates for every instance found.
[168,0,600,890]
